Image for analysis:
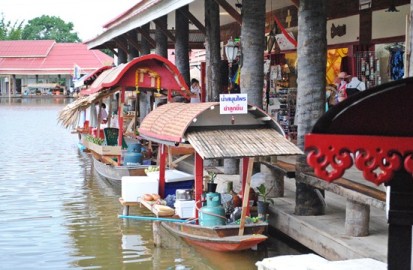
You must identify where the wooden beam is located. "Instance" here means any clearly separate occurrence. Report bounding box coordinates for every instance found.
[105,46,118,56]
[126,31,142,53]
[290,0,299,7]
[213,0,241,24]
[153,19,176,42]
[178,9,206,35]
[137,27,156,48]
[114,37,128,54]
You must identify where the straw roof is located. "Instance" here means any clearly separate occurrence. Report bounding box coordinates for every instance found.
[57,87,117,128]
[187,129,302,159]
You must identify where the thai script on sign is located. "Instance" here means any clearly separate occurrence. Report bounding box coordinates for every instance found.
[219,94,248,114]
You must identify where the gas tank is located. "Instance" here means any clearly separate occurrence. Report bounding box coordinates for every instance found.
[123,152,143,165]
[199,192,226,227]
[127,142,142,153]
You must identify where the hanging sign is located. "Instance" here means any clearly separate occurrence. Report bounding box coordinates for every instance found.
[219,94,248,114]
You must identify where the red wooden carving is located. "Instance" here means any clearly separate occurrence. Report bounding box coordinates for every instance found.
[305,134,413,185]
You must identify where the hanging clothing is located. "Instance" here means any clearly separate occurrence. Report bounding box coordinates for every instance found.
[390,49,404,80]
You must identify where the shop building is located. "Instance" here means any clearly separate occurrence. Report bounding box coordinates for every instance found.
[0,40,113,96]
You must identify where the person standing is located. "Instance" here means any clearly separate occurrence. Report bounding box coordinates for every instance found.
[190,78,201,103]
[335,71,350,103]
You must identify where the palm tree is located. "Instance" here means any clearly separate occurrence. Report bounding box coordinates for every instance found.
[222,0,266,175]
[295,0,327,215]
[240,0,265,108]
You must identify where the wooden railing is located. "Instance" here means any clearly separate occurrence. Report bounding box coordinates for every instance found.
[259,159,386,237]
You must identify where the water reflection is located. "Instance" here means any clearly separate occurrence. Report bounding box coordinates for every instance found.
[0,97,306,270]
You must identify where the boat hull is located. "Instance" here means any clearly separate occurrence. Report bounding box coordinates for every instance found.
[92,156,147,188]
[161,221,267,252]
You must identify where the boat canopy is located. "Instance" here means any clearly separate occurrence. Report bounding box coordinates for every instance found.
[80,54,191,98]
[138,102,302,159]
[58,54,191,128]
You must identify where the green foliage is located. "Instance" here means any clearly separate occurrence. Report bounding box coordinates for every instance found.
[21,15,80,42]
[207,171,217,183]
[256,184,274,204]
[85,135,104,145]
[0,13,24,40]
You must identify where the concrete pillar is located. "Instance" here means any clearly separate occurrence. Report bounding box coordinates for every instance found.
[224,158,239,175]
[260,163,284,198]
[345,199,370,237]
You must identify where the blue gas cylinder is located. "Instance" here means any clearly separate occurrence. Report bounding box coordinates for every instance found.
[199,192,226,227]
[127,142,142,153]
[124,152,143,165]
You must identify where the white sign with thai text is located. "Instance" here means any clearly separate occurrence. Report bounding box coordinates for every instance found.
[219,94,248,114]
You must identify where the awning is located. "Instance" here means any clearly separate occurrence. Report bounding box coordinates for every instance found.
[58,87,118,128]
[187,128,302,159]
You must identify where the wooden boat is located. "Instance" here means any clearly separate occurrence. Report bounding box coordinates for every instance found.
[160,221,268,252]
[92,154,148,188]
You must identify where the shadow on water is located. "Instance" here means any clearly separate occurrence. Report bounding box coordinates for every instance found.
[0,98,310,270]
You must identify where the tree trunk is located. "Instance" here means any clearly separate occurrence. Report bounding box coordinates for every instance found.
[204,0,222,102]
[140,23,151,55]
[295,0,327,216]
[139,24,151,121]
[408,2,413,77]
[117,49,127,65]
[239,0,265,108]
[175,6,190,87]
[224,0,265,175]
[155,16,168,58]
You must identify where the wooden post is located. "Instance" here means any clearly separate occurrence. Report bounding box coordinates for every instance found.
[123,205,130,216]
[345,199,370,237]
[387,170,413,270]
[239,158,254,236]
[153,221,161,247]
[159,144,166,198]
[194,152,204,220]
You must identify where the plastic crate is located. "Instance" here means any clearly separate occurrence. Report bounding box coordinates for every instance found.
[165,180,194,197]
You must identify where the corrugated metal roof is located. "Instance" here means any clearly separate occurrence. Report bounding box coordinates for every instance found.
[0,41,113,75]
[187,129,302,159]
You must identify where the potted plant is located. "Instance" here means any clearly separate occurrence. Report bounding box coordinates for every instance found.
[205,171,218,193]
[256,184,274,221]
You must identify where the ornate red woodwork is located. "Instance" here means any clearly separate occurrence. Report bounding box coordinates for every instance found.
[305,134,413,185]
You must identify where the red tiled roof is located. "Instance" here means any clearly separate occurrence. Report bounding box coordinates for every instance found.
[0,41,113,75]
[0,40,55,57]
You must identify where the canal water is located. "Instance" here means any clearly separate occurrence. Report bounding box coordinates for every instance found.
[0,98,307,270]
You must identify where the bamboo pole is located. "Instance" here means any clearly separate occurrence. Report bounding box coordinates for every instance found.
[239,157,254,236]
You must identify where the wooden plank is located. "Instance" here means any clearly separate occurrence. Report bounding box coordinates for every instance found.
[260,160,296,178]
[239,158,254,236]
[138,198,175,217]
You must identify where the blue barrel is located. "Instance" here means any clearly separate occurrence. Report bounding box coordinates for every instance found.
[127,142,142,153]
[199,192,226,227]
[124,152,143,165]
